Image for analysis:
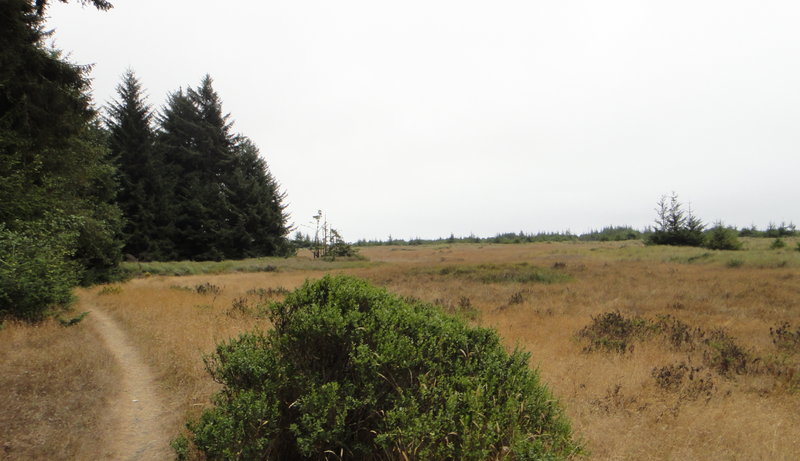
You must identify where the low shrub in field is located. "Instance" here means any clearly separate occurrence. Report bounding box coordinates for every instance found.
[194,282,222,295]
[577,313,758,376]
[651,362,715,401]
[701,329,752,376]
[576,311,656,353]
[726,258,744,268]
[770,238,786,249]
[704,223,742,250]
[770,322,800,354]
[187,275,580,460]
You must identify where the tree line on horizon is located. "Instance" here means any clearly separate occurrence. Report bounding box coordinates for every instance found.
[350,210,795,248]
[1,0,289,319]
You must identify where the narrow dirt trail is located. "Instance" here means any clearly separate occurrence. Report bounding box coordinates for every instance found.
[89,308,172,460]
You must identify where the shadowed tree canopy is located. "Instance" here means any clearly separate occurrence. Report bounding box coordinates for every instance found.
[142,75,290,261]
[105,70,177,261]
[1,0,121,319]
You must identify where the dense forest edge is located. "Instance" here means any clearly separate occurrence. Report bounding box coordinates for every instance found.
[1,0,289,320]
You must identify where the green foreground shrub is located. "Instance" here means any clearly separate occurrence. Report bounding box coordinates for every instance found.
[188,275,580,460]
[0,221,79,320]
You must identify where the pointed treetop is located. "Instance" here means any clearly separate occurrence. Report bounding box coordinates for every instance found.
[106,69,152,130]
[189,74,231,132]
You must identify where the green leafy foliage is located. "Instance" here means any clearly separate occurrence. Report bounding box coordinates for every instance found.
[770,238,786,250]
[0,220,80,320]
[188,275,580,460]
[1,0,122,316]
[57,311,89,326]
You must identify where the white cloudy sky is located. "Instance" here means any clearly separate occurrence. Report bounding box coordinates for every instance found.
[47,0,799,241]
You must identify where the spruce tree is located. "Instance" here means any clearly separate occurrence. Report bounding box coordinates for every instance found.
[153,76,290,260]
[224,137,290,257]
[156,89,202,259]
[106,70,176,260]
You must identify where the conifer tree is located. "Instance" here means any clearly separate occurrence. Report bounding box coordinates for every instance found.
[1,0,122,317]
[153,75,289,260]
[106,70,176,260]
[224,137,290,257]
[156,88,217,259]
[648,193,705,247]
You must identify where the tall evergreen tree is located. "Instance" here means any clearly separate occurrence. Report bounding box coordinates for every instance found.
[106,70,176,260]
[157,86,221,260]
[153,75,290,260]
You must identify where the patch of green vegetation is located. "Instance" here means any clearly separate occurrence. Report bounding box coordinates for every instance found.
[576,311,658,353]
[421,262,571,284]
[726,258,745,268]
[97,285,123,295]
[57,311,90,327]
[771,238,787,250]
[0,222,79,321]
[185,275,581,460]
[613,238,800,268]
[705,223,742,250]
[120,255,373,278]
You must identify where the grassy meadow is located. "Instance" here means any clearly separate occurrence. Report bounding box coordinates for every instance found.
[2,238,799,459]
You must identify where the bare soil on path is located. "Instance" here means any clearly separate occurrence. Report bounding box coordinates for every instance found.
[89,308,172,460]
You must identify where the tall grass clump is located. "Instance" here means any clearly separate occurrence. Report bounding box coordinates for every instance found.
[187,275,580,460]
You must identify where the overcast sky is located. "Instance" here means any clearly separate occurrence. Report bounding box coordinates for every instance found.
[47,0,799,241]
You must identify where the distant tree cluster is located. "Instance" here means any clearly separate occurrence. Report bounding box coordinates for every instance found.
[107,71,290,261]
[300,211,357,259]
[738,222,796,238]
[354,228,641,247]
[646,192,749,251]
[648,192,706,247]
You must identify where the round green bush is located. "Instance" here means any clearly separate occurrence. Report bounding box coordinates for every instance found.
[704,223,742,251]
[0,222,79,320]
[188,275,580,460]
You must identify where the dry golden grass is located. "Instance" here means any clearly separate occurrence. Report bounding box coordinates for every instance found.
[0,314,116,460]
[4,239,799,459]
[350,242,800,460]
